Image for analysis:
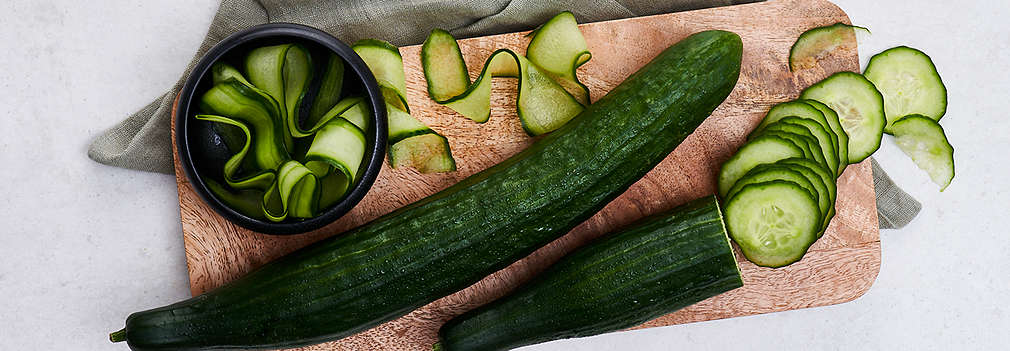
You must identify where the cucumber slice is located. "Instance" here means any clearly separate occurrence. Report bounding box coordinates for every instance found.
[751,101,835,149]
[304,117,367,183]
[421,29,470,102]
[772,117,839,176]
[725,181,821,268]
[726,164,823,222]
[718,135,805,198]
[389,133,457,173]
[353,39,410,112]
[307,53,346,125]
[756,127,829,172]
[244,44,313,151]
[353,39,457,173]
[199,80,289,171]
[204,178,267,220]
[890,114,955,191]
[863,46,947,133]
[776,158,836,235]
[789,23,869,72]
[801,99,849,176]
[194,114,276,191]
[526,11,592,105]
[421,31,584,135]
[800,72,885,163]
[289,97,364,138]
[263,160,319,221]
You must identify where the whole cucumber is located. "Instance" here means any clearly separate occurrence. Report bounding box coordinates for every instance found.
[111,30,742,350]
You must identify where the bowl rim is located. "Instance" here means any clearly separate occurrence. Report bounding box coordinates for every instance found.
[175,22,388,235]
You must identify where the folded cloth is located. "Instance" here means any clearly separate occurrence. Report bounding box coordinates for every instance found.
[87,0,920,229]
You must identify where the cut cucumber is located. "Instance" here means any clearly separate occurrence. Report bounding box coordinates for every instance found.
[307,53,346,126]
[244,44,313,151]
[751,101,835,146]
[194,114,276,191]
[526,11,592,105]
[263,160,319,221]
[389,133,457,173]
[725,181,821,268]
[772,117,839,176]
[304,117,367,183]
[199,80,290,171]
[801,99,849,176]
[863,46,947,133]
[353,39,457,173]
[890,114,954,191]
[776,158,836,235]
[289,96,364,138]
[726,164,823,222]
[421,30,584,135]
[353,39,410,111]
[718,135,805,198]
[755,127,829,172]
[789,23,869,72]
[800,71,885,163]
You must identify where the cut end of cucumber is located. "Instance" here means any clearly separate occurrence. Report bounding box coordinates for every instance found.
[725,181,820,268]
[390,134,457,173]
[891,114,954,191]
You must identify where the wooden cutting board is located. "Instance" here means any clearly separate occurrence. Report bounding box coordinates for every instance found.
[170,0,880,349]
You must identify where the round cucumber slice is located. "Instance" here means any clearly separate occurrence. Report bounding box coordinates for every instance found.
[751,101,836,150]
[725,181,821,268]
[776,158,836,236]
[891,114,954,191]
[773,117,839,176]
[864,46,947,133]
[718,135,805,198]
[800,99,849,176]
[757,126,829,172]
[800,72,885,163]
[789,23,869,72]
[726,164,823,222]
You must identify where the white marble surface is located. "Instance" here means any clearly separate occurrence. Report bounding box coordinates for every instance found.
[1,0,1007,349]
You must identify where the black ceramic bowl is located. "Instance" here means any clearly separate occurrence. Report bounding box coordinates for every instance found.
[176,23,387,235]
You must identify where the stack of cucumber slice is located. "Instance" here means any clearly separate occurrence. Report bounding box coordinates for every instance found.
[721,25,953,267]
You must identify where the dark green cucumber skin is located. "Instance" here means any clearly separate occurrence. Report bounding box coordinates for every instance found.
[118,30,742,351]
[437,196,743,351]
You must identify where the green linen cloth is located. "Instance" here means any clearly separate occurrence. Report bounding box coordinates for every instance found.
[87,0,919,229]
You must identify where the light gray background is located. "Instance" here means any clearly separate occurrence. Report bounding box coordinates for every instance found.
[1,0,1007,349]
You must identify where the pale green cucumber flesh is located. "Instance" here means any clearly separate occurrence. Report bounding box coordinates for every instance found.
[800,99,849,176]
[891,114,954,191]
[725,181,821,268]
[389,133,457,173]
[421,32,584,135]
[770,117,839,176]
[422,29,471,102]
[863,46,947,133]
[526,11,592,104]
[789,23,869,71]
[718,135,805,198]
[776,158,837,235]
[800,71,885,163]
[726,164,824,222]
[307,53,346,122]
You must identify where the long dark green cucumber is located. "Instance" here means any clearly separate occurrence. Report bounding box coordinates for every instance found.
[111,30,742,350]
[436,196,742,351]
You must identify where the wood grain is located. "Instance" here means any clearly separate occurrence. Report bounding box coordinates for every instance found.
[170,0,880,349]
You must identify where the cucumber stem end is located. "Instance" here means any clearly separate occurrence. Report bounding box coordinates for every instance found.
[110,328,127,343]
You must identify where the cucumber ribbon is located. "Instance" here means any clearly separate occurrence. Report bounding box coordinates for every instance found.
[197,50,369,222]
[421,11,591,135]
[352,39,457,172]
